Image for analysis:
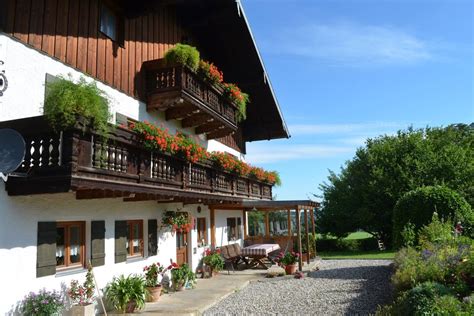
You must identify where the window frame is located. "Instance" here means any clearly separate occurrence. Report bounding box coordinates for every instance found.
[226,217,242,242]
[56,221,85,271]
[99,1,125,46]
[126,220,144,258]
[197,217,207,247]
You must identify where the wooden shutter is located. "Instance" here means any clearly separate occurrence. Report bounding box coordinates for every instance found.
[148,219,158,256]
[114,220,127,263]
[37,222,57,277]
[91,221,106,267]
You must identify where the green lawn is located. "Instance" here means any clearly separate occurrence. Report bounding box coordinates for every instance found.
[318,250,396,259]
[345,231,373,240]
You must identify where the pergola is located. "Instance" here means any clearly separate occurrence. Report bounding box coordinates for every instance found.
[212,200,320,271]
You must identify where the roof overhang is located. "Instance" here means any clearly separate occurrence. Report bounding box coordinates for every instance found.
[126,0,290,142]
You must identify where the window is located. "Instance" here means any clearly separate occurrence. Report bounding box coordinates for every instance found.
[248,211,266,237]
[56,222,85,269]
[197,217,207,247]
[126,220,143,257]
[269,211,289,236]
[226,217,242,241]
[99,2,123,44]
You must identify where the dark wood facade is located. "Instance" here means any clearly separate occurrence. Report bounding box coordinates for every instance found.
[0,116,272,201]
[1,0,248,152]
[3,0,184,99]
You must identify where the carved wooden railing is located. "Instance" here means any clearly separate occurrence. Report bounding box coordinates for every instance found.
[2,116,272,200]
[144,60,239,130]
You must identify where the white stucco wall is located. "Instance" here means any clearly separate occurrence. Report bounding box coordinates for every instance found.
[215,209,244,248]
[0,184,217,314]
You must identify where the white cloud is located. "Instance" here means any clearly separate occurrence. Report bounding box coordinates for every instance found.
[263,21,437,66]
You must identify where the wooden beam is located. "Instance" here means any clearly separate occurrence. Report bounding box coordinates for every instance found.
[287,209,292,237]
[305,209,310,264]
[265,210,270,237]
[165,104,199,120]
[206,127,235,140]
[195,121,223,135]
[243,209,247,239]
[311,208,316,255]
[181,113,214,128]
[296,208,302,271]
[210,207,216,249]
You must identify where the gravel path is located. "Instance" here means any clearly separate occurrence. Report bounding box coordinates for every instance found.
[204,260,393,316]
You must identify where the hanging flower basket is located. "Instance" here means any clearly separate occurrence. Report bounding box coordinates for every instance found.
[162,211,194,233]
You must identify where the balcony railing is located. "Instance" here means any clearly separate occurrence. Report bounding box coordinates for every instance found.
[1,116,272,202]
[144,59,238,140]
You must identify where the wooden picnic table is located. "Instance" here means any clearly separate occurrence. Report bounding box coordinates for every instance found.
[242,243,281,269]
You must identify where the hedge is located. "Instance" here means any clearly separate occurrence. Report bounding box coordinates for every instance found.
[393,185,473,248]
[316,237,379,252]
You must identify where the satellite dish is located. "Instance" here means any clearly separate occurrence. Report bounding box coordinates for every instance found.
[0,128,26,180]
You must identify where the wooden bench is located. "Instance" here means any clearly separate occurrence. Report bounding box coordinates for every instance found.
[219,243,247,274]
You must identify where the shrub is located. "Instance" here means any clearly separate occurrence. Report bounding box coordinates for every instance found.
[393,282,452,315]
[164,43,200,71]
[432,295,466,315]
[393,185,473,248]
[44,75,111,136]
[400,222,416,248]
[316,237,379,252]
[21,289,64,316]
[418,212,453,249]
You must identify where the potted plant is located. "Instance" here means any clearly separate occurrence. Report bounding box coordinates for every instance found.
[202,248,225,276]
[277,251,300,275]
[143,262,165,302]
[164,43,200,71]
[67,264,95,315]
[161,211,194,234]
[44,75,111,136]
[104,274,146,313]
[21,289,64,316]
[170,263,196,291]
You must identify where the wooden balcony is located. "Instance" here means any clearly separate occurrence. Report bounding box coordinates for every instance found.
[144,60,238,140]
[1,116,272,203]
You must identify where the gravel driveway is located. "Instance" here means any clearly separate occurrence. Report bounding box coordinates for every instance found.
[204,260,393,316]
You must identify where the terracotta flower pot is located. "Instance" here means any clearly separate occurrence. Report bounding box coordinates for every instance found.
[147,285,162,302]
[173,280,185,291]
[126,301,137,313]
[284,264,297,275]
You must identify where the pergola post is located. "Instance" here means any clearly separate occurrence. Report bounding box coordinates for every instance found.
[305,209,310,264]
[311,208,316,255]
[296,208,303,271]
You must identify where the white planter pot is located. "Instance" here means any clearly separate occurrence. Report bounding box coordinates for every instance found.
[70,304,95,316]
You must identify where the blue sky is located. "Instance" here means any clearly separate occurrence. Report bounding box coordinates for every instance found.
[241,0,474,201]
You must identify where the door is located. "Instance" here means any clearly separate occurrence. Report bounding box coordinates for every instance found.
[176,231,188,266]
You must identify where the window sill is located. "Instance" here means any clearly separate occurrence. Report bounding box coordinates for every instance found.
[127,256,145,264]
[55,266,87,278]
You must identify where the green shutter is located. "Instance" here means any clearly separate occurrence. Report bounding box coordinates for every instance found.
[37,222,57,278]
[148,219,158,256]
[91,221,106,267]
[114,220,127,263]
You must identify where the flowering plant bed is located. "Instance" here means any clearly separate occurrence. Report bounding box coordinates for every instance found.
[162,211,194,233]
[198,60,224,85]
[127,120,281,185]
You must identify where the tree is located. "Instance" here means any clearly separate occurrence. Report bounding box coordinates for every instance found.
[318,124,474,247]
